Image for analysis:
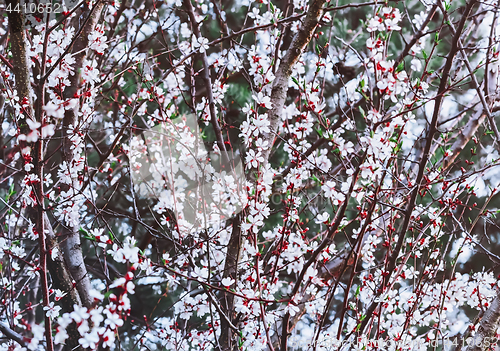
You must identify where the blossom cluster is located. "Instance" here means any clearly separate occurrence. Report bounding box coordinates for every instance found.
[1,0,500,350]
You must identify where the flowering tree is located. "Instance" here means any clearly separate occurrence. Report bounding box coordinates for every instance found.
[1,0,500,349]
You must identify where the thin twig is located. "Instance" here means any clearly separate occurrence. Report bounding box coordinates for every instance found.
[0,323,28,348]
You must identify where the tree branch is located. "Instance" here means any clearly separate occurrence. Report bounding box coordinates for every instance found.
[359,0,479,334]
[7,1,53,349]
[0,322,27,349]
[263,0,327,166]
[464,293,500,351]
[218,213,242,350]
[438,0,500,147]
[59,0,105,310]
[183,0,229,165]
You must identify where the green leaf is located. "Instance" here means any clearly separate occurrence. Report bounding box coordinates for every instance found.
[315,127,323,138]
[422,50,428,61]
[79,228,90,236]
[291,77,299,86]
[434,32,440,44]
[80,228,95,241]
[393,141,403,153]
[238,331,244,348]
[396,61,404,73]
[359,106,365,118]
[310,175,320,183]
[5,183,16,201]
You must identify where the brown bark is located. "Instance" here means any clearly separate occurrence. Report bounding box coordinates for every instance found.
[218,214,243,351]
[45,214,84,351]
[7,2,53,349]
[59,1,104,310]
[263,0,327,165]
[463,293,500,351]
[359,0,479,334]
[262,1,329,348]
